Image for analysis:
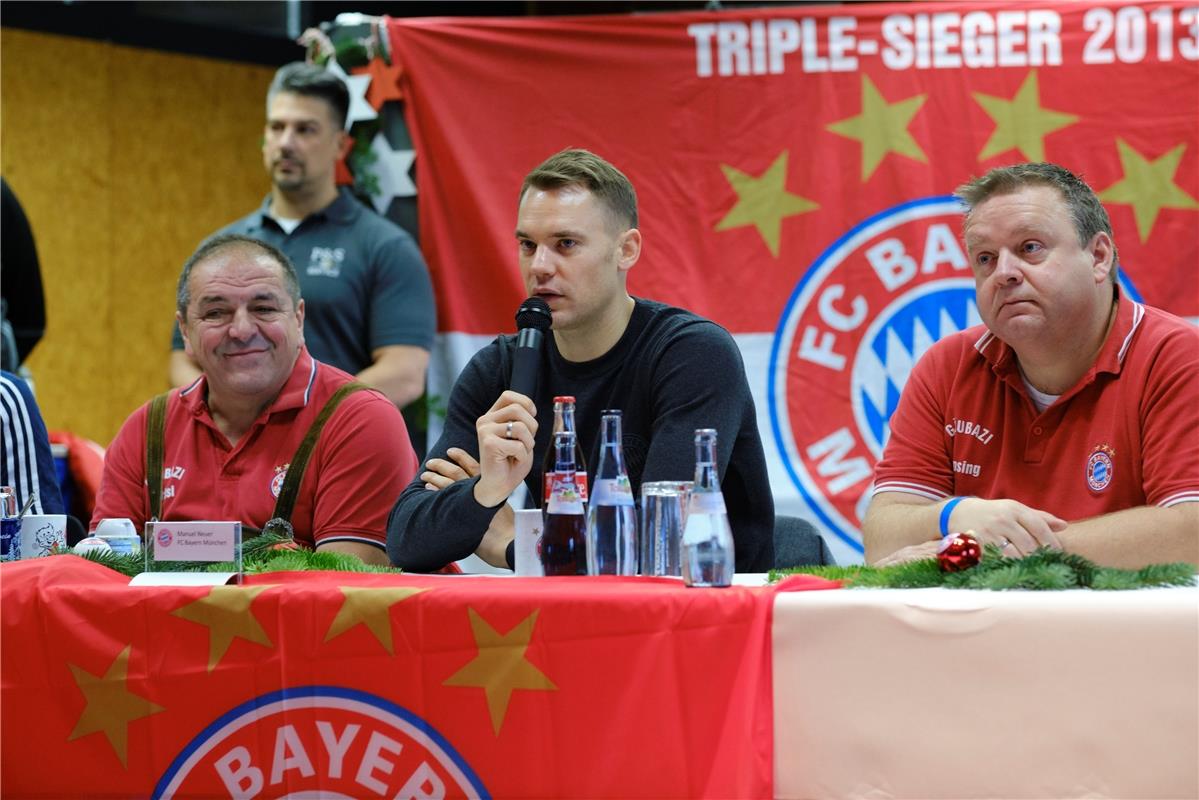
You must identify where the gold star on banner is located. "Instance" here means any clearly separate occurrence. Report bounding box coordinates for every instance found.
[715,151,819,257]
[827,74,927,181]
[325,586,426,654]
[1099,139,1199,242]
[68,646,165,767]
[172,586,276,672]
[444,608,556,735]
[972,71,1079,163]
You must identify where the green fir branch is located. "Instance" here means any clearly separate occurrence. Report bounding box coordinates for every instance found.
[775,546,1195,591]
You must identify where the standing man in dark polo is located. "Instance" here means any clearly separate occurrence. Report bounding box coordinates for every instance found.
[170,62,435,412]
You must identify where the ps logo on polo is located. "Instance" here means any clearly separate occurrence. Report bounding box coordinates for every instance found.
[154,686,488,799]
[769,197,978,554]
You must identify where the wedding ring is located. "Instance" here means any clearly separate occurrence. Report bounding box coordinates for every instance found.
[999,538,1012,549]
[505,421,514,439]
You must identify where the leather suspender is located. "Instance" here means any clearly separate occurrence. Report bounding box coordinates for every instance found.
[145,392,170,522]
[145,382,368,539]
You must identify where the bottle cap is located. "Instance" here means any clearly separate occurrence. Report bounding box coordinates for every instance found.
[553,395,576,403]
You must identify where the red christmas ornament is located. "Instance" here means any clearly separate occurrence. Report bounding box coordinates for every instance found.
[937,531,981,572]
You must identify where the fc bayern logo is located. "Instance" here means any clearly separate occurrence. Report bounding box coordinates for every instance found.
[156,528,173,547]
[1087,445,1115,492]
[154,686,488,799]
[770,197,979,553]
[270,466,288,499]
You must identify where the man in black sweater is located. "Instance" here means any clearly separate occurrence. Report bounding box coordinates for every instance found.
[387,149,773,573]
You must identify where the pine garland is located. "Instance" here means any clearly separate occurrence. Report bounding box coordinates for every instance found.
[772,545,1196,590]
[52,533,405,579]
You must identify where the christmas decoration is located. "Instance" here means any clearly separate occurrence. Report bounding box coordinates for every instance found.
[359,57,405,109]
[937,532,981,572]
[772,546,1195,591]
[325,57,377,129]
[366,131,416,214]
[52,533,403,577]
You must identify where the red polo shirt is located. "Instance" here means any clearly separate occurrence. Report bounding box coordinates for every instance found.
[874,293,1199,519]
[93,348,418,552]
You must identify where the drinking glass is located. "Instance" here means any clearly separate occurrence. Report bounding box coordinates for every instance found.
[639,481,693,576]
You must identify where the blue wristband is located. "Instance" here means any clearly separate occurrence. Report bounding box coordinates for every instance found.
[939,496,968,538]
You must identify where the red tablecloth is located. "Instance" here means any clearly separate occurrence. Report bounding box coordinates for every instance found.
[1,557,836,798]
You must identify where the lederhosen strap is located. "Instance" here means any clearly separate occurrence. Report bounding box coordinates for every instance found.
[145,382,368,540]
[146,392,171,522]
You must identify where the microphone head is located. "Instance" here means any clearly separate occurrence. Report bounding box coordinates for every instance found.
[515,296,553,332]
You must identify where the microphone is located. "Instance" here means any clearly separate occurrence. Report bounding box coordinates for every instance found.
[510,296,552,398]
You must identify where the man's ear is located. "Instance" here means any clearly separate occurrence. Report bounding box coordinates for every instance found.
[295,299,306,346]
[177,311,194,359]
[336,130,352,161]
[1090,231,1115,284]
[617,228,642,277]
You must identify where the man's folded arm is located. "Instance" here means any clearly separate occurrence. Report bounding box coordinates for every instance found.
[387,475,502,571]
[1058,502,1198,568]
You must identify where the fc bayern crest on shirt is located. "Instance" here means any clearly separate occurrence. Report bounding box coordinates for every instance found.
[270,464,289,498]
[1087,444,1116,492]
[770,197,979,553]
[154,685,488,799]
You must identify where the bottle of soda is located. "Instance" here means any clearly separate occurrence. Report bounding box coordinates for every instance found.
[681,428,735,587]
[541,395,588,505]
[585,410,637,575]
[541,431,588,575]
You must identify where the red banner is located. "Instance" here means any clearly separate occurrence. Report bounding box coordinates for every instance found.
[0,558,839,798]
[386,2,1199,560]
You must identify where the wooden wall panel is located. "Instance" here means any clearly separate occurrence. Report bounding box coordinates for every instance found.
[1,28,274,445]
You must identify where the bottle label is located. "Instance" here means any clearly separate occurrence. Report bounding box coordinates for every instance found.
[591,476,634,507]
[544,472,589,504]
[688,492,727,515]
[546,477,585,515]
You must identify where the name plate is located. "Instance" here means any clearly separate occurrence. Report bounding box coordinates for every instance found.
[150,521,240,562]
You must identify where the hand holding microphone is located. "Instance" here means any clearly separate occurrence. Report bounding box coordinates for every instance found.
[473,297,552,507]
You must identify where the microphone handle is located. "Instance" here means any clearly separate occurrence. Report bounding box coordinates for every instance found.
[510,327,542,398]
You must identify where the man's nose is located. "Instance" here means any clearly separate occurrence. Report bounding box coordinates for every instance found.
[994,250,1024,283]
[528,245,554,276]
[227,307,257,340]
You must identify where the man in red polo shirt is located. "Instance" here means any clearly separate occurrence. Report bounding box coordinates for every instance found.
[865,163,1198,569]
[93,234,417,563]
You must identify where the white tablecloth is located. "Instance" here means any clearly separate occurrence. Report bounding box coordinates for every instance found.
[773,586,1199,799]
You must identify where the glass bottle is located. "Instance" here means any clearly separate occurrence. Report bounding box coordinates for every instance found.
[681,429,734,587]
[585,410,637,575]
[0,486,19,562]
[541,431,588,575]
[541,395,588,504]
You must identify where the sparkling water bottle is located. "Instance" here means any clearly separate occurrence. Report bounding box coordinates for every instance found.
[586,410,637,575]
[681,429,734,587]
[541,431,588,575]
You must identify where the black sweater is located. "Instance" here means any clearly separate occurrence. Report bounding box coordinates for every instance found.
[387,298,774,572]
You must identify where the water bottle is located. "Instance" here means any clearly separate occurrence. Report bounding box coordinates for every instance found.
[0,486,20,562]
[681,429,735,587]
[541,431,588,575]
[586,410,637,575]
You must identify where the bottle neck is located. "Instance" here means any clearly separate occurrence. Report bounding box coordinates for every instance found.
[693,436,719,492]
[596,414,626,479]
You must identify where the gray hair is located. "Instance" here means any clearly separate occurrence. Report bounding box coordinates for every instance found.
[520,148,638,231]
[955,162,1119,280]
[266,61,350,129]
[176,234,301,320]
